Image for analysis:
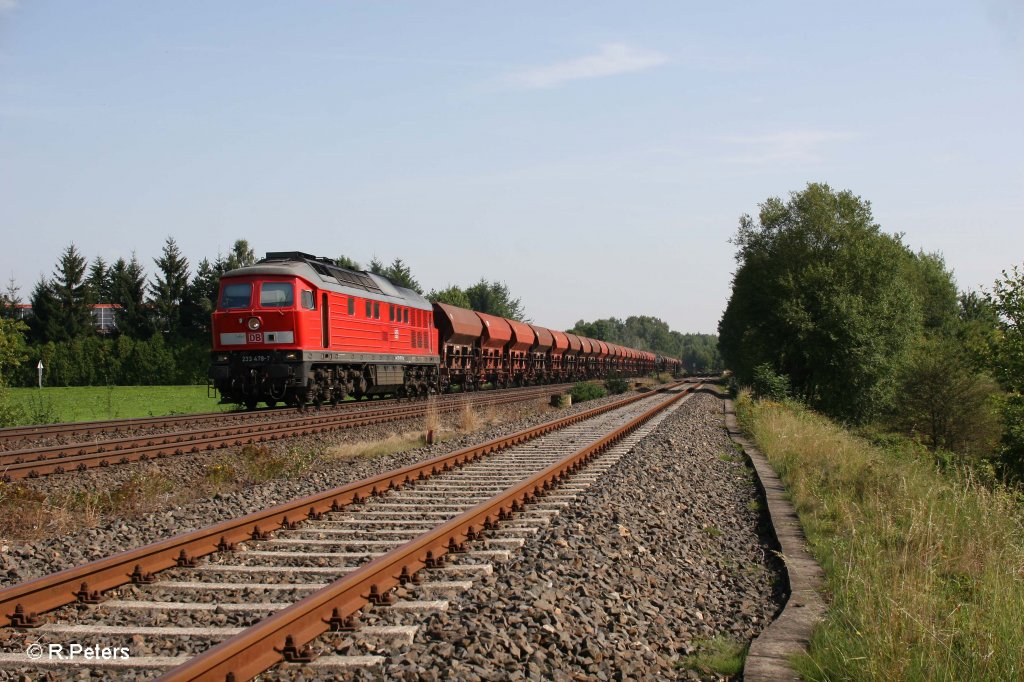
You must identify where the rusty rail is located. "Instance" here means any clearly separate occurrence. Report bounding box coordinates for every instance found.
[0,383,577,445]
[0,385,683,628]
[156,383,695,681]
[0,385,571,481]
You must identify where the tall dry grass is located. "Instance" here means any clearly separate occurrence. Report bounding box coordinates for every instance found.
[423,397,441,435]
[457,399,480,433]
[738,393,1024,681]
[0,470,176,543]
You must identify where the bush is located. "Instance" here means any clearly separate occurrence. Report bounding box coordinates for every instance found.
[12,336,208,387]
[604,373,628,395]
[751,363,790,401]
[890,338,1000,457]
[0,386,24,427]
[570,382,606,403]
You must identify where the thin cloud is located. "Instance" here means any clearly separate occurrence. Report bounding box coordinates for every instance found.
[719,130,856,165]
[0,0,17,12]
[506,43,668,89]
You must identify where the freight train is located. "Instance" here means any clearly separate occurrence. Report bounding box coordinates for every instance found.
[208,252,681,409]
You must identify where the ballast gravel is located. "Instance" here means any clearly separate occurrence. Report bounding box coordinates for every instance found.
[321,391,783,682]
[0,388,784,681]
[0,392,628,588]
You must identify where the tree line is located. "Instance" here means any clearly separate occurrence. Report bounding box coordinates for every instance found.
[0,238,259,387]
[338,254,528,322]
[719,182,1024,478]
[569,317,720,373]
[0,241,710,390]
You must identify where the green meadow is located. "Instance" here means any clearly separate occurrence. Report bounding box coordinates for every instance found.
[3,385,235,424]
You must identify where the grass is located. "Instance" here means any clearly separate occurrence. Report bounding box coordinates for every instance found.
[737,392,1024,681]
[678,635,748,677]
[0,470,178,544]
[326,431,448,463]
[457,399,481,432]
[2,385,232,424]
[0,445,325,544]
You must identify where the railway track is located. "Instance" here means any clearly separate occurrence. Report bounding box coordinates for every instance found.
[0,382,697,680]
[0,384,574,481]
[0,383,577,447]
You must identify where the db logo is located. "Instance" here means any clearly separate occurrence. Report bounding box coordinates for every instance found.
[247,332,263,343]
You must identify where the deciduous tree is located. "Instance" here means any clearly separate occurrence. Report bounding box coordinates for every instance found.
[718,183,922,422]
[465,279,527,321]
[222,240,256,271]
[892,337,999,457]
[427,285,471,309]
[0,318,29,385]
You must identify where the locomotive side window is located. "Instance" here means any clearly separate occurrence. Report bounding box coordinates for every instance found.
[301,290,314,310]
[219,283,252,309]
[260,282,294,308]
[347,297,354,315]
[389,305,394,322]
[374,302,380,319]
[365,300,371,318]
[322,293,329,348]
[403,308,409,324]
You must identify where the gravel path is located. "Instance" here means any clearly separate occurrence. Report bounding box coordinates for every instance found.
[361,391,783,681]
[0,392,633,589]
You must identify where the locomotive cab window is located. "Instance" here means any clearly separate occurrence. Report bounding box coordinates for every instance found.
[219,283,252,309]
[260,282,294,308]
[300,290,315,310]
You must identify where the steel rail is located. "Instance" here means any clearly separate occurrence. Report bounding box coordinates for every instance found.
[0,384,683,628]
[0,383,577,444]
[0,385,570,481]
[156,383,695,682]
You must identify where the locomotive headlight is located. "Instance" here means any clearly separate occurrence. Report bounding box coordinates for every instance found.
[213,353,229,363]
[283,351,299,361]
[247,317,262,331]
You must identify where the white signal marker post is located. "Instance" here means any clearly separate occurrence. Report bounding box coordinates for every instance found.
[37,360,43,389]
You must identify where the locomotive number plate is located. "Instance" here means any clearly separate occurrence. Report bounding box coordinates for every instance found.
[247,332,263,343]
[240,353,272,365]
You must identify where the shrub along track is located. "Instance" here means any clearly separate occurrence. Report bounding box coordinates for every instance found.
[0,383,694,680]
[0,384,575,481]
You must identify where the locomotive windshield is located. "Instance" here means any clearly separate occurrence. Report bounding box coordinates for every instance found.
[219,282,252,309]
[260,282,294,308]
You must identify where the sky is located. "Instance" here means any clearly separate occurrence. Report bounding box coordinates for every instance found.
[1,1,1022,334]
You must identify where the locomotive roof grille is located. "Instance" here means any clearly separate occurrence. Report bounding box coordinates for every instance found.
[262,252,383,294]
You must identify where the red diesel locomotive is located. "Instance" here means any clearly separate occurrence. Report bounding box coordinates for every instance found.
[208,252,679,408]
